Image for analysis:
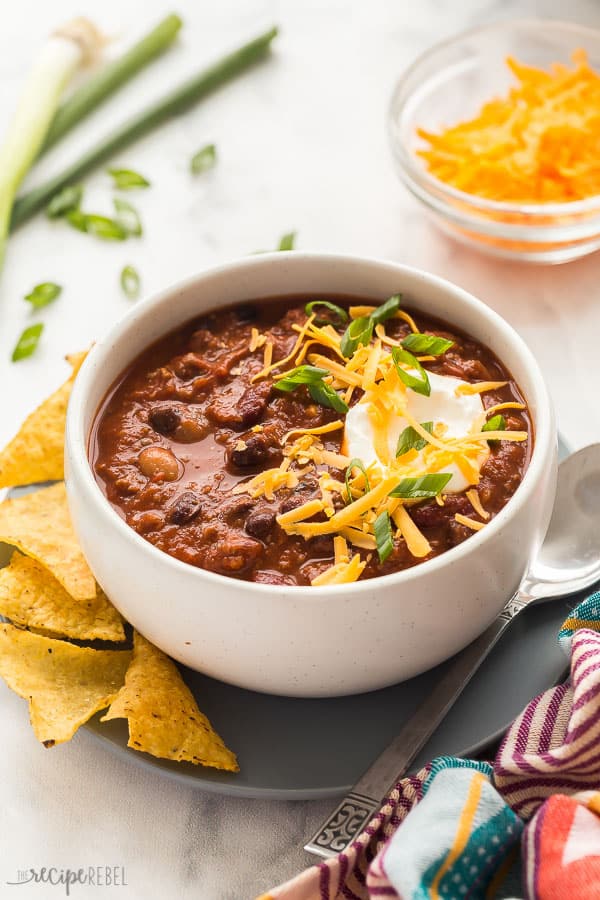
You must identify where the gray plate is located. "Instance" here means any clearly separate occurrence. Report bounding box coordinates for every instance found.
[4,439,576,800]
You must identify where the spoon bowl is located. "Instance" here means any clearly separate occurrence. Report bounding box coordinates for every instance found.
[525,443,600,599]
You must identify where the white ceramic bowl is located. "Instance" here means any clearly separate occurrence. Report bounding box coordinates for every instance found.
[65,253,557,697]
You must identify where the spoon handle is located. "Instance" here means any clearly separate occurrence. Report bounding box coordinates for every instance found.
[304,591,528,860]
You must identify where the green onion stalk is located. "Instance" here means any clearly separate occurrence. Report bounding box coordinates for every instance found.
[39,13,183,155]
[0,18,103,267]
[11,27,279,231]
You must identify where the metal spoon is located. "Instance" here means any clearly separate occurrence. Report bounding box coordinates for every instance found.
[305,443,600,860]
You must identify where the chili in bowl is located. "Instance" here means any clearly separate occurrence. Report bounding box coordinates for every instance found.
[65,254,556,697]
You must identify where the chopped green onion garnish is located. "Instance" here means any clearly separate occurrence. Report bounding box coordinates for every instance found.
[339,293,402,357]
[370,293,401,326]
[344,458,371,504]
[24,282,62,310]
[482,414,506,444]
[304,300,348,326]
[108,168,150,190]
[374,510,394,563]
[65,209,88,232]
[278,231,296,251]
[190,143,217,174]
[83,214,128,241]
[396,422,433,457]
[308,381,349,413]
[340,315,373,358]
[46,185,83,219]
[274,365,330,391]
[12,323,44,362]
[120,265,140,299]
[114,197,142,236]
[482,414,506,433]
[274,364,348,412]
[389,472,452,499]
[67,212,128,241]
[401,333,454,356]
[391,347,431,397]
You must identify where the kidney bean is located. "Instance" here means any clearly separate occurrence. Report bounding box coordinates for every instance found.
[207,381,272,429]
[138,446,180,481]
[168,492,203,525]
[149,406,181,436]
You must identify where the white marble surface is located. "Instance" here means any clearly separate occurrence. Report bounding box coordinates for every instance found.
[2,0,600,897]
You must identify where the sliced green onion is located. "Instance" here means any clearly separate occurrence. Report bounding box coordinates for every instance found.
[482,414,506,444]
[370,294,401,326]
[274,364,348,412]
[190,143,217,174]
[11,28,279,231]
[278,231,296,251]
[339,294,401,357]
[46,185,83,219]
[120,265,140,299]
[374,510,394,563]
[391,347,431,397]
[67,212,127,241]
[0,18,101,269]
[304,300,348,326]
[389,473,453,499]
[66,209,88,232]
[24,282,62,310]
[108,168,150,190]
[274,365,330,391]
[482,414,506,433]
[340,316,373,358]
[344,458,371,503]
[401,333,454,356]
[396,422,433,457]
[114,197,142,236]
[308,381,349,413]
[12,323,44,362]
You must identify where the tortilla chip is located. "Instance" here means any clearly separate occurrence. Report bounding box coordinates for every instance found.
[0,552,125,642]
[0,482,95,600]
[0,351,87,489]
[102,632,239,771]
[0,623,131,746]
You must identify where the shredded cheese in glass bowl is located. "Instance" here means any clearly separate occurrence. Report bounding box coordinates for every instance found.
[388,19,600,263]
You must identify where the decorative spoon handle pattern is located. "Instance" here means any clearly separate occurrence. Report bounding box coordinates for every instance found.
[304,592,529,859]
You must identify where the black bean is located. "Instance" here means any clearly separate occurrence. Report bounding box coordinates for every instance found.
[245,507,276,539]
[168,492,203,525]
[149,406,181,436]
[229,433,272,468]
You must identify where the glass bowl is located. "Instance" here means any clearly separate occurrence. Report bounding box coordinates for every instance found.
[388,19,600,264]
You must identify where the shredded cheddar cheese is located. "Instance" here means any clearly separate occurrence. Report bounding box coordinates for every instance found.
[311,552,367,586]
[455,513,486,532]
[249,328,266,352]
[393,505,431,558]
[466,489,490,521]
[455,381,508,396]
[418,50,600,203]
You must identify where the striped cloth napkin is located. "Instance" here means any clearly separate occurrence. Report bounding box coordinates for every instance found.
[258,592,600,900]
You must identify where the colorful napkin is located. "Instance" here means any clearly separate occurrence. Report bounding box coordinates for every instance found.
[258,592,600,900]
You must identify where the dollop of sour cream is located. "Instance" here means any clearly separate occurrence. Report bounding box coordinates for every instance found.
[342,370,489,492]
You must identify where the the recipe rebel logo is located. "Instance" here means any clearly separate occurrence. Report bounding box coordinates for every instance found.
[6,866,128,895]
